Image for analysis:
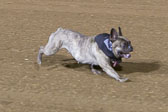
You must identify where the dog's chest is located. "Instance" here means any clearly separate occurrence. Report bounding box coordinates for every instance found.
[70,47,98,65]
[75,54,98,65]
[64,43,98,65]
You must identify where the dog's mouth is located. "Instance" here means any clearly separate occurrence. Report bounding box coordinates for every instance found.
[118,52,131,59]
[121,53,131,58]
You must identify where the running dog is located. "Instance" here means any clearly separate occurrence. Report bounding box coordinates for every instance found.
[37,27,133,82]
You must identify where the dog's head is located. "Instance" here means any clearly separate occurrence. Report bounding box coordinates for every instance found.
[110,27,133,59]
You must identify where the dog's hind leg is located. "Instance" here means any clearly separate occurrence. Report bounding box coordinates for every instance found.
[90,64,102,75]
[37,33,62,65]
[37,46,44,64]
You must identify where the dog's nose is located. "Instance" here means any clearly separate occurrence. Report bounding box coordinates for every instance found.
[128,46,133,52]
[130,46,133,52]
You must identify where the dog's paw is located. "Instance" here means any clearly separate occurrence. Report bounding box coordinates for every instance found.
[91,69,102,75]
[118,78,129,82]
[37,59,42,65]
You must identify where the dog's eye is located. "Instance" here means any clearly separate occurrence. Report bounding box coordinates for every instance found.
[122,43,127,48]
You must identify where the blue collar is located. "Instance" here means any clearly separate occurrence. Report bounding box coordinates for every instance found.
[95,33,122,62]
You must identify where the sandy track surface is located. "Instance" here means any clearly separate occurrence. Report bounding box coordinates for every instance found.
[0,0,168,112]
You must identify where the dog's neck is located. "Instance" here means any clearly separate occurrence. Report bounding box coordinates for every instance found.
[95,33,122,63]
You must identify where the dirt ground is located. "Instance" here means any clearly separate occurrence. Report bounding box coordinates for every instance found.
[0,0,168,112]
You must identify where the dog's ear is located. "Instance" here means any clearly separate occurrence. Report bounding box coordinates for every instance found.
[118,27,123,36]
[110,28,118,41]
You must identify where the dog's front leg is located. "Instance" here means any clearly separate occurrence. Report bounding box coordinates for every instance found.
[97,57,128,82]
[102,65,128,82]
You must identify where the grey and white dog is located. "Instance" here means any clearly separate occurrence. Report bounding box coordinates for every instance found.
[37,27,133,82]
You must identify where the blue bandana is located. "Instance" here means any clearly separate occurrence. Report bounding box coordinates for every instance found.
[95,33,121,62]
[104,38,112,51]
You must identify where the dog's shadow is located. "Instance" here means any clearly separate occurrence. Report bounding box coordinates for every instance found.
[40,55,161,74]
[63,61,161,74]
[40,55,90,71]
[115,61,160,74]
